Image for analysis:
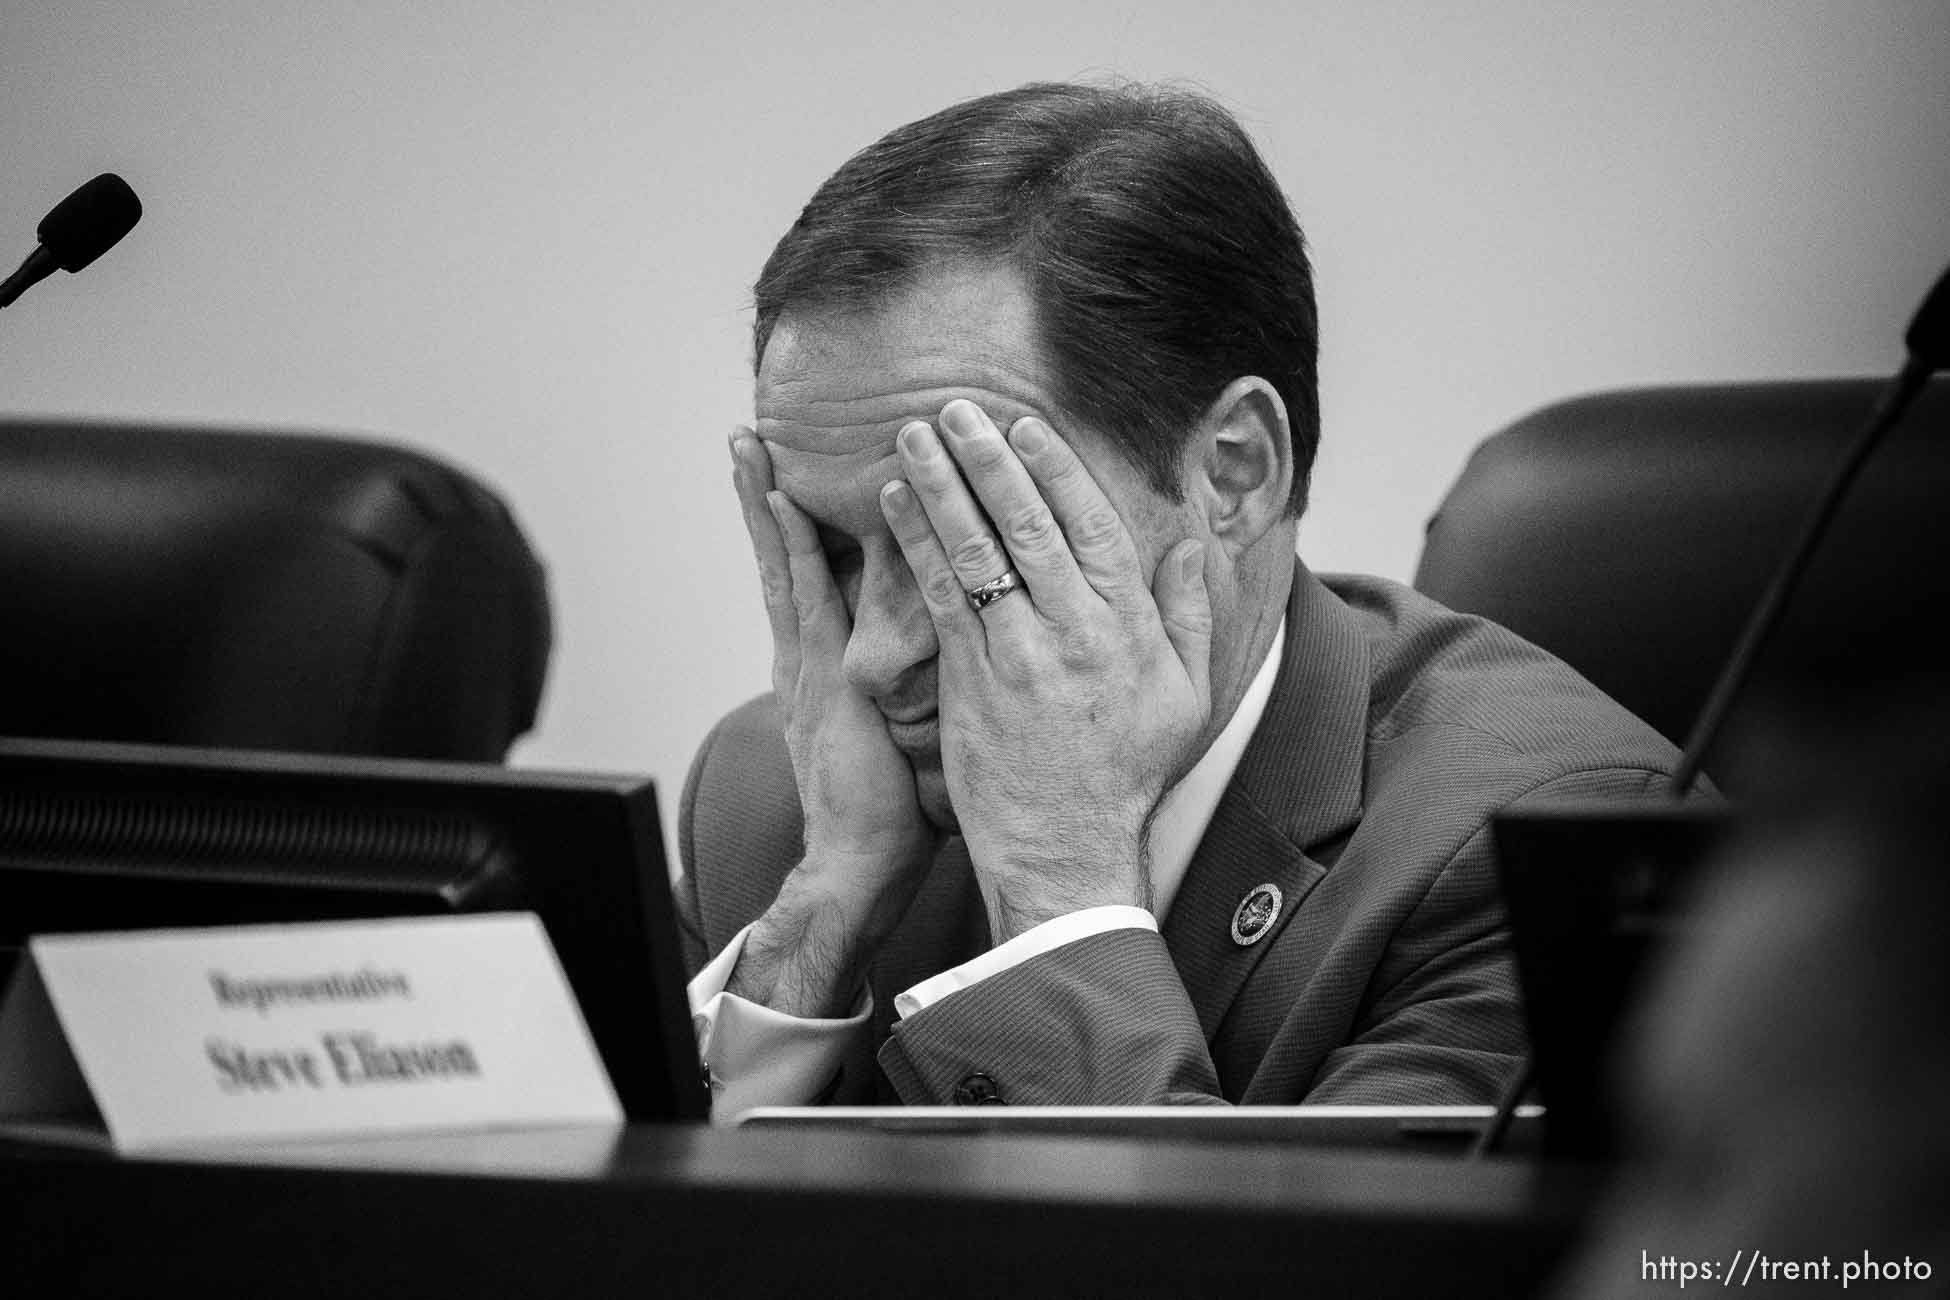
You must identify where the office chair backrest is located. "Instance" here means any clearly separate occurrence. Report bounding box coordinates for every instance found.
[1413,378,1950,791]
[0,420,550,761]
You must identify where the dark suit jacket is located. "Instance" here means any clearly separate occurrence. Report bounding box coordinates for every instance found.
[676,566,1686,1105]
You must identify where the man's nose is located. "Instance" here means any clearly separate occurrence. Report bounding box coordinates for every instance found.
[840,553,937,702]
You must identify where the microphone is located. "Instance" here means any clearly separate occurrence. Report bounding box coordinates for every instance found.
[0,173,142,310]
[1905,260,1950,370]
[1668,260,1950,796]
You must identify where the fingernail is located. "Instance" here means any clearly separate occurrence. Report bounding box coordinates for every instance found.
[1179,541,1205,583]
[941,400,985,438]
[898,421,940,460]
[1009,418,1047,455]
[765,491,786,526]
[880,480,916,518]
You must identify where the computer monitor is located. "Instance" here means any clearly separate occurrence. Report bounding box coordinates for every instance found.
[0,737,706,1122]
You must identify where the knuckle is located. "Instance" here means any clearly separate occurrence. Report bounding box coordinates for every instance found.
[1162,611,1209,647]
[1167,605,1214,636]
[790,582,824,624]
[921,567,968,610]
[1041,451,1083,488]
[994,656,1038,690]
[1069,506,1124,550]
[758,566,790,610]
[1056,623,1105,669]
[948,533,1004,577]
[1001,503,1058,552]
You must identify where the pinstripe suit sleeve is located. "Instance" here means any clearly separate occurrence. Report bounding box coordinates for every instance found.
[878,766,1691,1107]
[1297,816,1520,1104]
[877,928,1225,1105]
[673,710,725,978]
[1303,765,1683,1105]
[673,693,809,979]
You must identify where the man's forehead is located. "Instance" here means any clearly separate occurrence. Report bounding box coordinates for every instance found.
[755,382,1052,536]
[755,381,1052,536]
[746,261,1161,533]
[753,262,1064,455]
[761,441,903,535]
[755,384,1050,456]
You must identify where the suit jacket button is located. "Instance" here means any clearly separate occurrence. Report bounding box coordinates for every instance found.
[952,1072,1002,1105]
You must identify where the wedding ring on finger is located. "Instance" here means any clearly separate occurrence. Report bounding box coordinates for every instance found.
[964,569,1024,611]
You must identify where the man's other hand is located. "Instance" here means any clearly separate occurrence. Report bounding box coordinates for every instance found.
[726,427,938,1016]
[879,400,1214,942]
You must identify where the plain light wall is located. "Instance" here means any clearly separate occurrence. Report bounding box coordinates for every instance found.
[3,1,1945,861]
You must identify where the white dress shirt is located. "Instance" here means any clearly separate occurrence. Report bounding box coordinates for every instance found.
[688,618,1286,1121]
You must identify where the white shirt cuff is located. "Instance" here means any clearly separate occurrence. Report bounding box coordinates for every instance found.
[893,904,1158,1019]
[687,923,871,1124]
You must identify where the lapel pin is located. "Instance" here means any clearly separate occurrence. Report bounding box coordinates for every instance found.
[1230,883,1283,947]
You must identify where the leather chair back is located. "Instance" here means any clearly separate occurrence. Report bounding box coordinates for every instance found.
[1413,378,1950,789]
[0,420,550,761]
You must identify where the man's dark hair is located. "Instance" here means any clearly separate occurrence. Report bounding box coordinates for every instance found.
[752,81,1320,516]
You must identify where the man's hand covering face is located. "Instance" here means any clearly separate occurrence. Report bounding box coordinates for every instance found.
[879,398,1214,942]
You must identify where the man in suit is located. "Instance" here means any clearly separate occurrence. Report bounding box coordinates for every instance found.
[680,81,1683,1116]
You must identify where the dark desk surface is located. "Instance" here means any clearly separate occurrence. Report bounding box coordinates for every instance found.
[2,1122,1601,1297]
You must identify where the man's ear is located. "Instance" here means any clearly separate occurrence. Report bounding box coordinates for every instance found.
[1190,376,1293,554]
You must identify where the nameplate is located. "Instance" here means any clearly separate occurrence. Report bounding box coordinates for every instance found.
[0,914,622,1150]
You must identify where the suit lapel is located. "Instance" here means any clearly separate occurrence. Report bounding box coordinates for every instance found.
[1159,790,1324,1040]
[1162,566,1369,1048]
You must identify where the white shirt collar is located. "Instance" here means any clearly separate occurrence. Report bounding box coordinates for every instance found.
[1145,615,1287,921]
